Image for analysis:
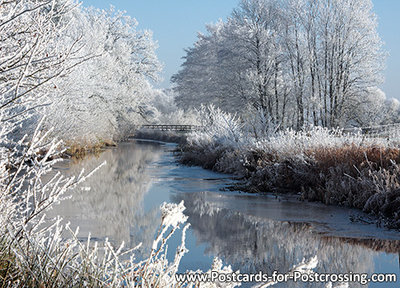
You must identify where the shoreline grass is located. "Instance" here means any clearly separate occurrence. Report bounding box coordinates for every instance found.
[62,139,117,159]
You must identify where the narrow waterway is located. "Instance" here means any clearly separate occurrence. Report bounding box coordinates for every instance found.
[49,140,400,287]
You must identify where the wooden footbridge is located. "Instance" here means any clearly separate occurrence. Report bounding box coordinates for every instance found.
[136,124,203,132]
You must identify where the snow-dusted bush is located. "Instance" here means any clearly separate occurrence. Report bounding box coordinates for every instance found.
[188,105,244,148]
[180,105,246,172]
[0,122,103,285]
[363,163,400,228]
[242,108,279,140]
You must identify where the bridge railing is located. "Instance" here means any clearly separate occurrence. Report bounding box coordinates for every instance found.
[135,124,204,132]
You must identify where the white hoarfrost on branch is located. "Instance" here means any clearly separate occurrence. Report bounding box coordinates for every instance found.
[43,5,162,144]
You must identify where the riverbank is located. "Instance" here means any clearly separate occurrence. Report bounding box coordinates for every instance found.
[179,124,400,230]
[62,139,117,159]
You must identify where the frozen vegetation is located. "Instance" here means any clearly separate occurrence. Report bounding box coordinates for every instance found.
[180,105,400,229]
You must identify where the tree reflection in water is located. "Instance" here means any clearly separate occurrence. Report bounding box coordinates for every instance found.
[47,141,162,257]
[173,191,400,287]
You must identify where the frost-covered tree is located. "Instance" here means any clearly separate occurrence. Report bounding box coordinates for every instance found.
[172,2,292,125]
[44,6,161,144]
[305,0,385,127]
[172,21,238,111]
[173,0,386,129]
[0,0,86,135]
[0,0,161,144]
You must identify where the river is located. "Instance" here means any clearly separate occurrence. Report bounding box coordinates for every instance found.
[48,140,400,287]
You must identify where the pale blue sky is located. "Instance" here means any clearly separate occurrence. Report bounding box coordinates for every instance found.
[82,0,400,100]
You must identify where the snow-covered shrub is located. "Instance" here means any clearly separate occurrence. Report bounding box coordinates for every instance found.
[362,163,400,228]
[0,117,103,285]
[242,108,279,140]
[191,105,244,148]
[181,105,246,172]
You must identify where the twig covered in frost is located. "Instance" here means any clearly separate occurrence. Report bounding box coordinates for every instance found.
[253,256,318,288]
[325,282,349,288]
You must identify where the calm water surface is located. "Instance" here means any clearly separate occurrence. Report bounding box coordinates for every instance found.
[49,140,400,287]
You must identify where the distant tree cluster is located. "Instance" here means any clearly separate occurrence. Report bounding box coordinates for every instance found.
[1,0,161,144]
[173,0,397,128]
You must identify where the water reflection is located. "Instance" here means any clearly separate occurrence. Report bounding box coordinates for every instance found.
[173,191,400,287]
[48,141,162,255]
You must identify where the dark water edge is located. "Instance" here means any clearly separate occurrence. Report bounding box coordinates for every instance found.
[48,140,400,287]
